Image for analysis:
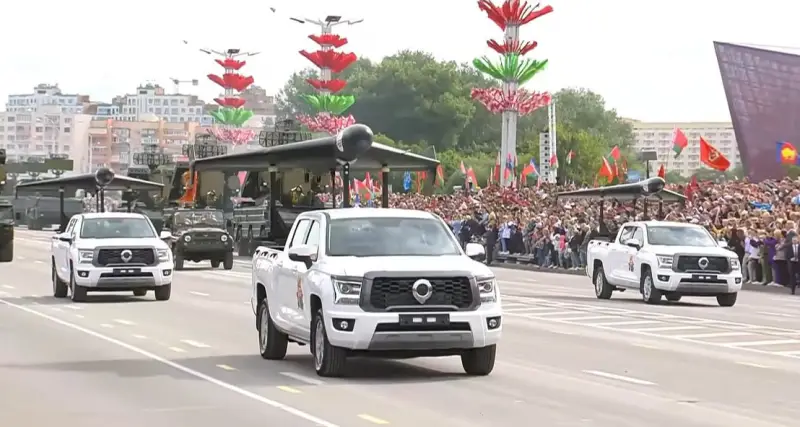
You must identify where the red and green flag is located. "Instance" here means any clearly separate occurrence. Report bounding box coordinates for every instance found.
[672,128,688,158]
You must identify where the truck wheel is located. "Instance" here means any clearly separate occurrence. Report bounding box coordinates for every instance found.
[210,260,221,268]
[257,298,288,360]
[175,255,184,270]
[223,252,234,270]
[716,292,737,307]
[133,289,147,297]
[52,260,67,298]
[312,308,347,377]
[461,345,497,376]
[665,294,682,302]
[69,266,87,302]
[154,285,171,301]
[641,269,661,304]
[593,265,613,300]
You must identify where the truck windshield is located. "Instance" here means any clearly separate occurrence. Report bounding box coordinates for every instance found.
[80,218,155,239]
[327,217,462,257]
[647,226,717,247]
[174,210,224,229]
[0,206,13,222]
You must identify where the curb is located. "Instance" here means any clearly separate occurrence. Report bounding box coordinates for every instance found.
[488,261,797,296]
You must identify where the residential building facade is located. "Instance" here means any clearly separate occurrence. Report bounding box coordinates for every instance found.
[92,84,214,125]
[630,121,740,177]
[5,84,90,114]
[0,108,91,168]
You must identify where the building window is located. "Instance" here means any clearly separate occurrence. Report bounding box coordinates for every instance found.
[64,127,71,133]
[35,127,43,132]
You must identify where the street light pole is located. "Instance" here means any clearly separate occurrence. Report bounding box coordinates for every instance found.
[289,16,363,82]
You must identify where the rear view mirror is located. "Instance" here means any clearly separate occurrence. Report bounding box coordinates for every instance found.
[160,230,172,240]
[625,238,642,250]
[288,244,318,268]
[465,242,486,261]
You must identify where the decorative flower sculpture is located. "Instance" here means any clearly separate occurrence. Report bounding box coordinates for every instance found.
[214,97,247,108]
[309,34,348,48]
[208,128,256,145]
[207,53,255,127]
[473,54,548,85]
[306,78,347,93]
[478,0,554,30]
[215,58,246,70]
[471,88,551,115]
[301,94,356,116]
[299,50,358,74]
[209,107,253,127]
[487,39,538,55]
[298,113,356,135]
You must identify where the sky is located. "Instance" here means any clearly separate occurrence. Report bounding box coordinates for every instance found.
[0,0,797,123]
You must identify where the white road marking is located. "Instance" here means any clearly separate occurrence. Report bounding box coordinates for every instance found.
[34,260,44,264]
[280,372,325,386]
[758,311,795,318]
[2,285,14,289]
[725,339,800,348]
[583,370,656,386]
[63,305,82,310]
[49,307,63,312]
[74,314,85,319]
[99,323,114,328]
[217,364,236,371]
[114,319,136,326]
[0,291,9,297]
[775,350,800,356]
[180,339,211,348]
[523,311,577,318]
[737,362,771,368]
[554,315,622,322]
[590,320,660,327]
[630,325,705,333]
[673,331,753,339]
[168,347,186,353]
[632,343,662,350]
[189,291,210,297]
[0,298,344,426]
[132,334,148,339]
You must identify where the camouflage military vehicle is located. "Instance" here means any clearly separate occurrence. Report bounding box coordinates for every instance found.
[163,208,233,270]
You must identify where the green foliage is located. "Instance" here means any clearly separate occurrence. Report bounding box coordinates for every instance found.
[276,51,635,187]
[301,94,355,115]
[210,108,253,126]
[473,54,548,85]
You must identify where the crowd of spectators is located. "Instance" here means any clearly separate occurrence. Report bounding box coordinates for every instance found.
[388,178,800,295]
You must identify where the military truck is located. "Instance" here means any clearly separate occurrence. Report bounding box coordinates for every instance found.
[163,208,234,270]
[0,149,13,262]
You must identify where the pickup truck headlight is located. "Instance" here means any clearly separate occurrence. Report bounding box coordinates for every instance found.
[220,234,228,242]
[333,278,361,305]
[184,234,192,242]
[78,250,94,264]
[656,255,674,268]
[477,277,498,303]
[157,249,170,262]
[730,258,740,270]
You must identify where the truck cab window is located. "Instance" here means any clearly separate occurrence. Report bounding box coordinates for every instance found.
[618,226,636,244]
[305,221,320,246]
[632,227,644,244]
[289,219,310,248]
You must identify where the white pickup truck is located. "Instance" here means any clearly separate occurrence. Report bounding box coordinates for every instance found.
[51,212,174,302]
[587,221,742,306]
[251,208,502,377]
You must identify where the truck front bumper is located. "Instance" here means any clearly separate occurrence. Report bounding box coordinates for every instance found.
[73,262,174,291]
[324,303,503,351]
[653,268,743,295]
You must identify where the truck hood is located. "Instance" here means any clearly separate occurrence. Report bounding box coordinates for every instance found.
[77,238,169,250]
[646,245,735,257]
[322,255,493,278]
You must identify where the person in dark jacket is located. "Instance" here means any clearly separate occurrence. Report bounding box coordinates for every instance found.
[484,222,498,265]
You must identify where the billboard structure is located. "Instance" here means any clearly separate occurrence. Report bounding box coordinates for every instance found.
[715,41,800,181]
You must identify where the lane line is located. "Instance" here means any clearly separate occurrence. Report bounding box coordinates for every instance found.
[552,315,622,322]
[629,325,704,333]
[99,323,114,329]
[280,372,325,386]
[758,311,795,318]
[724,339,800,348]
[114,319,136,326]
[590,320,661,327]
[2,285,15,289]
[49,307,63,312]
[74,314,85,319]
[737,362,771,369]
[582,370,656,386]
[189,291,210,297]
[63,305,82,310]
[632,343,661,350]
[180,339,211,348]
[168,347,186,353]
[216,364,237,371]
[0,297,340,426]
[34,260,44,264]
[358,414,390,425]
[673,331,753,339]
[132,334,148,339]
[277,386,302,394]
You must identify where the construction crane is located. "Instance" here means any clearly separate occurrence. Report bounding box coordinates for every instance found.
[170,77,199,94]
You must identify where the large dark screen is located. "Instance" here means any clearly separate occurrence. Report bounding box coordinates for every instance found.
[715,42,800,181]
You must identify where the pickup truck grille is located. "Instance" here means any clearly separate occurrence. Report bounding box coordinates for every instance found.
[97,248,155,266]
[675,255,729,273]
[368,277,474,310]
[189,232,224,243]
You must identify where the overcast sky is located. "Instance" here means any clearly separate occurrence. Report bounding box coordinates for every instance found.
[0,0,796,122]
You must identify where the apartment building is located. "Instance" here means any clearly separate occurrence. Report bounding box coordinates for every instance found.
[0,108,91,167]
[631,121,740,177]
[93,84,214,125]
[5,84,91,114]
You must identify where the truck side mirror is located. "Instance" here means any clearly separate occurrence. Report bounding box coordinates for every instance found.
[625,238,642,250]
[465,243,486,261]
[287,244,317,269]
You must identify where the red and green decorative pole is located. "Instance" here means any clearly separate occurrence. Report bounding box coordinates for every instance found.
[205,48,258,145]
[471,0,553,186]
[292,15,362,135]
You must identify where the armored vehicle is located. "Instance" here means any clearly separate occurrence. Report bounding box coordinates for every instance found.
[0,199,14,262]
[164,208,234,270]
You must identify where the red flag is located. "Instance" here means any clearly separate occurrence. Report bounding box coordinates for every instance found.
[609,146,621,161]
[492,152,501,182]
[598,157,614,180]
[549,153,558,167]
[459,161,467,175]
[435,165,445,186]
[672,128,688,157]
[699,137,730,171]
[657,164,666,180]
[685,176,699,201]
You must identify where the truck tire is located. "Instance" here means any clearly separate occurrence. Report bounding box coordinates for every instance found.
[210,259,221,268]
[461,345,497,376]
[641,268,661,304]
[257,298,288,360]
[716,292,737,307]
[52,260,67,298]
[69,266,87,302]
[154,284,171,301]
[593,265,613,300]
[223,252,234,270]
[175,254,184,270]
[312,308,347,377]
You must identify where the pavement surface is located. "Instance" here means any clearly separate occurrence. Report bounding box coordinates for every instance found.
[3,229,800,426]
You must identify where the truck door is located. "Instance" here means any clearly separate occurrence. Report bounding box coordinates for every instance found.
[294,219,321,339]
[610,226,636,283]
[54,217,78,280]
[619,227,644,287]
[281,218,311,335]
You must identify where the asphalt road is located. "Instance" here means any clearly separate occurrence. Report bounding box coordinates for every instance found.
[4,230,800,426]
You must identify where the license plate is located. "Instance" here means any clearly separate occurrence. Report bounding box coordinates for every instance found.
[399,314,450,326]
[113,268,141,274]
[691,274,718,281]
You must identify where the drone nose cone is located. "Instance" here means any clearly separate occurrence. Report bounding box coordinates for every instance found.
[95,167,116,188]
[335,124,373,163]
[641,177,665,194]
